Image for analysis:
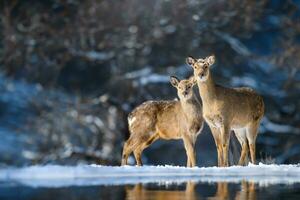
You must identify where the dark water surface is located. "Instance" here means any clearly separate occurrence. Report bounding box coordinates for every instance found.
[1,181,300,200]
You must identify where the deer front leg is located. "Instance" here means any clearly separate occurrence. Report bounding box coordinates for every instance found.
[186,150,191,167]
[220,125,230,167]
[186,157,191,168]
[210,127,223,167]
[183,135,196,167]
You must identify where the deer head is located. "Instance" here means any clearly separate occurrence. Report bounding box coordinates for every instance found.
[186,55,215,82]
[170,76,197,100]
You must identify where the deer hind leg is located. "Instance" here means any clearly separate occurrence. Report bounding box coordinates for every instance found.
[234,129,249,166]
[183,135,196,167]
[121,139,133,166]
[220,125,230,167]
[133,147,143,166]
[210,127,223,167]
[121,136,142,166]
[246,123,259,164]
[133,134,159,166]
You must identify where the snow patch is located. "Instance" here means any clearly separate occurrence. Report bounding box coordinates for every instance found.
[0,163,300,188]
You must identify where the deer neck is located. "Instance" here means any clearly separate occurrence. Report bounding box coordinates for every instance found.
[197,73,216,104]
[180,94,200,120]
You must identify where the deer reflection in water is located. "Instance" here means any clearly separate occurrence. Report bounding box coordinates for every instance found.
[126,181,197,200]
[235,181,256,200]
[208,182,229,200]
[125,181,256,200]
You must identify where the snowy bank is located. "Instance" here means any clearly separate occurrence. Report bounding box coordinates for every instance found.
[0,163,299,187]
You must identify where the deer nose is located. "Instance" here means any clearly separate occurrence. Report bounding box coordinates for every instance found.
[183,91,188,96]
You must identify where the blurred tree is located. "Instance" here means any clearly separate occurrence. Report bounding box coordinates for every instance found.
[0,0,299,165]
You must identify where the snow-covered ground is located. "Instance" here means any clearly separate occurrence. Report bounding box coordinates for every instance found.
[0,163,300,188]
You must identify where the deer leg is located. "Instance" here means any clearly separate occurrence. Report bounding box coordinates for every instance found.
[210,127,223,167]
[234,129,249,166]
[249,143,256,164]
[190,141,197,167]
[121,139,133,166]
[238,142,249,166]
[133,134,159,166]
[190,144,196,167]
[183,136,196,167]
[186,156,191,167]
[121,136,141,166]
[220,125,230,167]
[133,147,143,166]
[246,123,259,164]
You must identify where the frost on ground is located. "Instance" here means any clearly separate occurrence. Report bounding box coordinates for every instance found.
[0,163,300,188]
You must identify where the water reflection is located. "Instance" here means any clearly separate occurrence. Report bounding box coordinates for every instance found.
[126,181,257,200]
[1,181,300,200]
[126,182,198,200]
[208,182,229,200]
[234,181,256,200]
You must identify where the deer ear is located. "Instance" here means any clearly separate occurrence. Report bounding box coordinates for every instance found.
[170,76,179,87]
[186,56,195,66]
[207,55,215,66]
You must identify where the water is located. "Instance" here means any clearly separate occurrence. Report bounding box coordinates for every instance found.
[1,164,300,199]
[1,181,300,200]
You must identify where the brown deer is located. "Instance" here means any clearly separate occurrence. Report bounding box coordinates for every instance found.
[186,55,264,167]
[121,76,204,167]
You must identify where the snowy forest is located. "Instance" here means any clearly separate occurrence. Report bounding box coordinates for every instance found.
[0,0,299,167]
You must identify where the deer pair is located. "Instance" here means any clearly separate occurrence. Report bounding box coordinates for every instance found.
[121,55,264,167]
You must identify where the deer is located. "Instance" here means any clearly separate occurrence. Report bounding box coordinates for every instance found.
[186,55,264,167]
[121,76,204,167]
